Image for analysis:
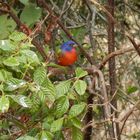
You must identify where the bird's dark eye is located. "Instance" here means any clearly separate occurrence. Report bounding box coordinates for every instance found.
[69,43,74,47]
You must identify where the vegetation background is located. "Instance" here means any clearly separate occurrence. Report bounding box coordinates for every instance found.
[0,0,139,140]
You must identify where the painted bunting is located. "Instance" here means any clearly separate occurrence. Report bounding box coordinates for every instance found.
[58,41,77,66]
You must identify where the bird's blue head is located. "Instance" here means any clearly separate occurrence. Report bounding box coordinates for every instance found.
[60,41,76,52]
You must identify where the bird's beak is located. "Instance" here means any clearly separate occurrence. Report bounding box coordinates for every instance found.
[73,44,78,48]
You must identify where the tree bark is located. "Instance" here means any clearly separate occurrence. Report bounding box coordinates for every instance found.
[107,0,121,139]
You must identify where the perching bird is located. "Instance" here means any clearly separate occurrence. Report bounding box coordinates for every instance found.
[58,41,77,66]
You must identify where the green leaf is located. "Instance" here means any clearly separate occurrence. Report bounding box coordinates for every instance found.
[72,127,83,140]
[9,95,32,108]
[19,0,29,5]
[54,131,64,140]
[42,115,54,129]
[55,96,69,118]
[0,15,16,39]
[51,118,64,132]
[30,93,40,113]
[17,55,27,64]
[75,67,88,78]
[69,102,86,118]
[33,67,46,85]
[127,86,138,94]
[3,57,19,67]
[41,78,56,104]
[70,118,82,129]
[5,78,26,91]
[16,135,37,140]
[20,50,40,64]
[0,95,9,113]
[56,80,71,98]
[68,92,76,100]
[9,31,27,42]
[0,84,4,92]
[0,69,12,82]
[74,80,87,95]
[39,87,55,105]
[0,40,16,51]
[38,131,53,140]
[38,90,46,103]
[20,4,42,26]
[46,62,67,70]
[0,70,5,82]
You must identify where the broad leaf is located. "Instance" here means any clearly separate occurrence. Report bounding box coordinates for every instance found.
[40,87,56,105]
[3,57,19,67]
[33,67,46,85]
[69,102,86,118]
[5,78,26,91]
[74,80,87,95]
[9,95,32,108]
[20,50,40,64]
[0,70,6,82]
[30,93,40,113]
[0,40,16,51]
[16,135,37,140]
[70,118,82,129]
[0,15,16,39]
[75,67,88,78]
[9,31,27,42]
[19,0,29,5]
[55,96,69,118]
[50,118,64,132]
[41,78,56,104]
[72,127,83,140]
[0,95,9,113]
[20,4,42,26]
[0,69,12,82]
[37,131,53,140]
[56,80,71,98]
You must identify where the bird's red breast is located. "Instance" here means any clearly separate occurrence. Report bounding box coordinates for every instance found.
[58,48,77,66]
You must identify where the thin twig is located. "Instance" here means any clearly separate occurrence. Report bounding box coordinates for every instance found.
[126,33,140,56]
[89,0,116,24]
[99,46,137,69]
[60,0,74,17]
[118,101,140,136]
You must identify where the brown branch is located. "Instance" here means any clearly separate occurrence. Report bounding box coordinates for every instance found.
[85,66,111,119]
[99,46,137,69]
[107,0,119,139]
[84,0,97,66]
[60,0,74,17]
[84,78,95,140]
[90,0,116,24]
[126,34,140,56]
[118,100,140,136]
[36,0,94,65]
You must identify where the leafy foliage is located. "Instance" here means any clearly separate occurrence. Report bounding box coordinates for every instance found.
[0,95,9,113]
[0,15,16,39]
[0,30,88,139]
[69,102,86,118]
[20,4,42,26]
[0,0,139,139]
[74,80,87,95]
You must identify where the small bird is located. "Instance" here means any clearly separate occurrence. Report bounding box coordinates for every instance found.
[58,41,77,66]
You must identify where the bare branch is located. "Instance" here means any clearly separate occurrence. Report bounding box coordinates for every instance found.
[99,46,137,69]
